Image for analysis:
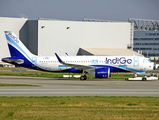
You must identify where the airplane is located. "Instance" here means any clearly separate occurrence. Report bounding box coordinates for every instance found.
[2,31,155,80]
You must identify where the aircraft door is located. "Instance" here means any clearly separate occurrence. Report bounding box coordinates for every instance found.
[92,59,98,65]
[32,57,37,65]
[133,57,139,66]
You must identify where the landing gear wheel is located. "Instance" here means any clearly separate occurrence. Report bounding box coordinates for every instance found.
[80,76,85,81]
[84,75,87,80]
[80,75,87,81]
[142,78,147,81]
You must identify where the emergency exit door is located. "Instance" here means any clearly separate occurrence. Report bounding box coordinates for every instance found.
[133,57,139,66]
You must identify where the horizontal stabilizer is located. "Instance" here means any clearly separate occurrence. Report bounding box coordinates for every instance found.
[2,58,24,64]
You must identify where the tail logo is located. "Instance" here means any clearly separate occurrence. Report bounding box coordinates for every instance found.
[8,33,19,43]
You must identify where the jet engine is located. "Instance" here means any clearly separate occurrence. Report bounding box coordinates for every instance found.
[88,67,111,78]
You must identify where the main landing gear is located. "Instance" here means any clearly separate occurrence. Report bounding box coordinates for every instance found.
[80,75,87,80]
[80,71,87,81]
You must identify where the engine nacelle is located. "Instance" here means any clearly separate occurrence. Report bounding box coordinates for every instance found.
[87,67,111,78]
[95,68,110,78]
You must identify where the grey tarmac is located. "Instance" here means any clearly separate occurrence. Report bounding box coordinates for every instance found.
[0,76,159,96]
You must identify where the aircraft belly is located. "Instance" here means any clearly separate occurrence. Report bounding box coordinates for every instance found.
[38,64,58,71]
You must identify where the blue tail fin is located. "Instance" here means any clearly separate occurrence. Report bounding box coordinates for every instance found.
[4,31,34,59]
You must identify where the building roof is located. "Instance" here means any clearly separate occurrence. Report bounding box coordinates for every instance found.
[77,48,143,56]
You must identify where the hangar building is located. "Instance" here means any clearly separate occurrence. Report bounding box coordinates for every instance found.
[0,17,28,61]
[0,17,139,62]
[129,18,159,58]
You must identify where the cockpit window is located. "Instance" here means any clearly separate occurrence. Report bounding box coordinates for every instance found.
[143,59,152,63]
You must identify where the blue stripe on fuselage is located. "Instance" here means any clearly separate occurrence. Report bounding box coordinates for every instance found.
[91,65,128,72]
[91,65,142,72]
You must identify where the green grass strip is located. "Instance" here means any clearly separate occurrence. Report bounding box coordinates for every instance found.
[0,96,159,119]
[0,70,137,79]
[0,68,158,79]
[0,83,40,86]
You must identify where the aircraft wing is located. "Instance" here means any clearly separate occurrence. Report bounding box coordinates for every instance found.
[55,53,93,70]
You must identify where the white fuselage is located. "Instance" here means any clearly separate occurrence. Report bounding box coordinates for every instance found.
[31,55,154,72]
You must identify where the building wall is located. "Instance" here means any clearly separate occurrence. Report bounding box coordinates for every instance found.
[133,31,159,57]
[0,17,132,61]
[38,20,131,56]
[27,20,38,55]
[0,17,28,60]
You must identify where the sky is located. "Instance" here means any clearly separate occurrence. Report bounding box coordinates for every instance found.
[0,0,159,21]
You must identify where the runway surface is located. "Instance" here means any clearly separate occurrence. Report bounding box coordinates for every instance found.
[0,76,159,96]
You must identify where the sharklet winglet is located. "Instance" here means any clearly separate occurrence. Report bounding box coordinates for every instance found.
[55,53,63,63]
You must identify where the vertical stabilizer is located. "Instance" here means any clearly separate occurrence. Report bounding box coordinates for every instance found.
[4,31,35,59]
